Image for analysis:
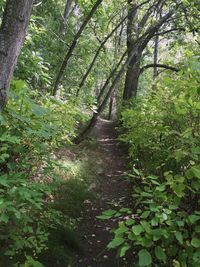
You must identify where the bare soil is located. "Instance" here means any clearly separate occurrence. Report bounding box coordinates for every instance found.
[76,118,134,267]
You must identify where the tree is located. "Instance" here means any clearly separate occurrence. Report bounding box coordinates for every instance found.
[0,0,34,110]
[75,4,177,142]
[123,0,180,100]
[52,0,104,96]
[60,0,74,34]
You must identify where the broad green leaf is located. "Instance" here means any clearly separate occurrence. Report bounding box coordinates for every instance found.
[190,166,200,179]
[107,237,124,249]
[187,166,200,179]
[97,209,116,219]
[0,176,9,187]
[140,221,151,233]
[30,102,48,117]
[138,249,152,266]
[0,213,9,223]
[191,237,200,248]
[175,231,183,244]
[102,209,116,216]
[193,249,200,262]
[188,215,200,224]
[126,219,135,226]
[114,225,128,235]
[119,208,131,213]
[132,225,144,235]
[155,246,166,262]
[141,211,151,219]
[119,244,131,257]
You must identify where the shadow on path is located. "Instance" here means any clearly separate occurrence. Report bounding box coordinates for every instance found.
[76,118,133,267]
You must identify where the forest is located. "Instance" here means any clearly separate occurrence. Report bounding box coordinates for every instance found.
[0,0,199,266]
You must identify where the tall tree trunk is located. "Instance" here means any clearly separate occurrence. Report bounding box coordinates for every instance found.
[153,34,159,78]
[53,0,103,96]
[60,0,73,34]
[108,91,115,120]
[0,0,34,111]
[123,0,141,101]
[123,52,141,100]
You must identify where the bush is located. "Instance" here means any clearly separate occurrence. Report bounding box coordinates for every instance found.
[98,58,200,266]
[0,79,88,264]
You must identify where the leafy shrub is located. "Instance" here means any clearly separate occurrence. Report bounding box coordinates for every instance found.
[0,79,88,264]
[98,58,200,266]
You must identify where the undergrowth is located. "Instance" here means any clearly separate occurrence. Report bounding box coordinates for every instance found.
[98,57,200,266]
[0,80,95,266]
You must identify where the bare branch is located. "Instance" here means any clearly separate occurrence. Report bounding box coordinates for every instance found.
[140,63,179,75]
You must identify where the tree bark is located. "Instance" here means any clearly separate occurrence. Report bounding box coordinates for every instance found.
[0,0,34,110]
[52,0,103,96]
[123,0,167,101]
[60,0,73,34]
[123,0,141,100]
[108,91,115,120]
[153,33,159,78]
[123,52,141,100]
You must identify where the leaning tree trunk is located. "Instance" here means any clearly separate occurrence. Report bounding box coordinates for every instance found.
[53,0,103,96]
[0,0,34,110]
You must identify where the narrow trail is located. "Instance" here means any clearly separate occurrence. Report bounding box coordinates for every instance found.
[76,118,133,267]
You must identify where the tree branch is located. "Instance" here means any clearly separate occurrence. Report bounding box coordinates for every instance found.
[140,63,179,75]
[52,0,103,96]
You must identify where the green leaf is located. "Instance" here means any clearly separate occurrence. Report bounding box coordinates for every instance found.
[119,244,131,257]
[107,237,124,249]
[96,215,112,220]
[126,219,135,226]
[132,225,144,235]
[162,213,168,221]
[140,221,151,233]
[0,213,9,223]
[176,221,184,227]
[114,225,128,235]
[188,215,200,224]
[96,209,116,220]
[119,207,131,213]
[191,237,200,248]
[141,211,151,219]
[175,231,183,245]
[155,246,166,262]
[193,249,200,263]
[187,166,200,179]
[0,176,9,187]
[133,167,142,176]
[191,166,200,178]
[102,209,116,216]
[30,102,48,117]
[138,249,152,266]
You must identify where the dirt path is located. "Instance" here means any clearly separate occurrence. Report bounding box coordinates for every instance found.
[76,118,133,267]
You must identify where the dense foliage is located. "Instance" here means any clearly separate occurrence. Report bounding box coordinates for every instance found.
[0,78,90,265]
[98,56,200,266]
[0,0,199,266]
